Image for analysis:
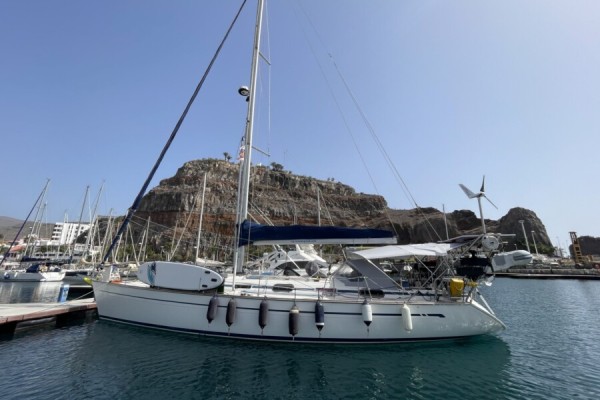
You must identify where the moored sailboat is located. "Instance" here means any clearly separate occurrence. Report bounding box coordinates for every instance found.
[92,0,507,343]
[1,179,66,282]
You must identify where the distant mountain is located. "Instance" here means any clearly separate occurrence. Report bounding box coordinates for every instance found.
[0,216,54,243]
[0,216,26,242]
[0,216,22,228]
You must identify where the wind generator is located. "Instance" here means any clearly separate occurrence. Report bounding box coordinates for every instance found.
[459,176,500,252]
[450,177,532,279]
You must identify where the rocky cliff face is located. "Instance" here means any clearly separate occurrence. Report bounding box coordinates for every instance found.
[570,236,600,260]
[139,159,386,223]
[134,158,553,259]
[368,206,551,248]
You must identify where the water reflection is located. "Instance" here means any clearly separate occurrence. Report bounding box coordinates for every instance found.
[0,281,63,303]
[71,322,512,400]
[2,279,599,400]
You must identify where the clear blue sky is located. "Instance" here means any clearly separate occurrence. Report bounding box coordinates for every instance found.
[1,0,599,252]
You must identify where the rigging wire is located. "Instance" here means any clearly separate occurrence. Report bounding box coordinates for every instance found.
[0,179,50,269]
[292,1,443,242]
[105,213,234,263]
[329,59,442,242]
[291,10,379,197]
[101,0,249,264]
[169,190,201,260]
[263,1,273,164]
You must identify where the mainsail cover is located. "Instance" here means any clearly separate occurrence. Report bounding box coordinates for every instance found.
[238,220,396,246]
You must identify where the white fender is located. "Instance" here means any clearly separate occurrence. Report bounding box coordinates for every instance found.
[402,303,413,331]
[362,300,373,327]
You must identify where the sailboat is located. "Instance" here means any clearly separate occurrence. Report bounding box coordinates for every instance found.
[92,0,507,343]
[1,179,66,282]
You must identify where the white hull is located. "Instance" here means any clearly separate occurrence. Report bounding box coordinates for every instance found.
[3,270,65,282]
[92,281,505,343]
[89,0,510,345]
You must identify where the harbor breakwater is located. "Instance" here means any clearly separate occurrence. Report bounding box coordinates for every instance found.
[496,267,600,279]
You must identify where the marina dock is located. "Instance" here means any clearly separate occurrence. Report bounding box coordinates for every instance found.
[0,298,97,336]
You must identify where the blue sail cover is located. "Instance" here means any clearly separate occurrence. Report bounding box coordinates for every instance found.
[238,220,396,247]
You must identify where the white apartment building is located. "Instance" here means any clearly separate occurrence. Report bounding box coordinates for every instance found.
[50,222,91,246]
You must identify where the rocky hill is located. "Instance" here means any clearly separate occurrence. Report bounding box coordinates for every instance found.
[570,236,600,260]
[0,216,23,241]
[128,159,554,260]
[1,159,561,261]
[0,216,54,245]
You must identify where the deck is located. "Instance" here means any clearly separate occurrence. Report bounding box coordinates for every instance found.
[0,298,97,336]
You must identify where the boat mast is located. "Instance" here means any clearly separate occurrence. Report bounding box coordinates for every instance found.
[317,188,321,227]
[233,0,265,287]
[24,184,50,259]
[24,200,45,259]
[83,182,104,263]
[0,179,50,269]
[194,172,207,264]
[68,185,89,265]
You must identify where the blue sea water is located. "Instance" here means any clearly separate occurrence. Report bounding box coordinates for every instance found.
[1,278,599,400]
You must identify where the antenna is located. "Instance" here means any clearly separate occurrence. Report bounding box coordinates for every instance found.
[459,175,498,234]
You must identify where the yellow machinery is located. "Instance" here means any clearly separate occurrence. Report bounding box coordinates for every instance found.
[569,232,585,264]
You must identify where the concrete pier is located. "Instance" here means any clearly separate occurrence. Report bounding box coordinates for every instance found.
[495,268,600,280]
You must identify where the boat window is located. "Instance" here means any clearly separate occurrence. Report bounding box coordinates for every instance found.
[273,283,294,292]
[275,262,305,276]
[336,263,362,278]
[359,288,385,298]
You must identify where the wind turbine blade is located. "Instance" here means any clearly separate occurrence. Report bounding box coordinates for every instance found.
[459,184,478,199]
[480,175,486,193]
[483,194,498,209]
